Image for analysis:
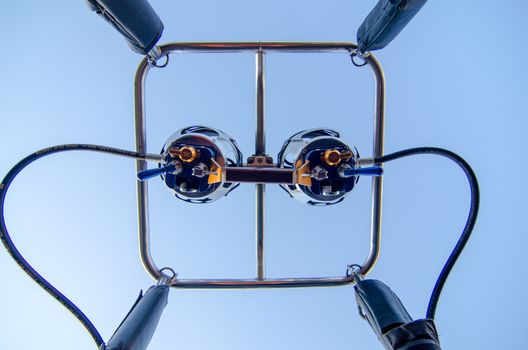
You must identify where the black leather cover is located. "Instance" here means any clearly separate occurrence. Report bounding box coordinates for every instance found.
[106,285,169,350]
[87,0,164,55]
[355,279,413,340]
[357,0,428,52]
[384,319,441,350]
[355,279,442,350]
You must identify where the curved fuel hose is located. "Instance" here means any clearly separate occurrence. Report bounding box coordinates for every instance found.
[0,144,160,348]
[375,147,480,319]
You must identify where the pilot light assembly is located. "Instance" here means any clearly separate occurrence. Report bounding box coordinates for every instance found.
[0,1,479,350]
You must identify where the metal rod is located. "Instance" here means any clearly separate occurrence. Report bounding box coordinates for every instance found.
[160,42,359,53]
[134,57,163,281]
[360,54,385,276]
[256,50,266,280]
[224,167,294,184]
[256,185,265,280]
[169,276,354,289]
[133,42,385,287]
[256,50,266,155]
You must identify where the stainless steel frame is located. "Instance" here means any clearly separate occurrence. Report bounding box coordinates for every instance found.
[255,50,266,281]
[134,42,385,288]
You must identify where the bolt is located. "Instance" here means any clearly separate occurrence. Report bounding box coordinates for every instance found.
[311,166,328,181]
[192,163,209,178]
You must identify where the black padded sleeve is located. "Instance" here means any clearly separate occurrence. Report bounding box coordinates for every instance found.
[86,0,164,55]
[357,0,428,52]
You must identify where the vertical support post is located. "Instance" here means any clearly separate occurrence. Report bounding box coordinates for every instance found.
[360,54,385,276]
[256,185,265,280]
[134,58,163,280]
[255,49,266,280]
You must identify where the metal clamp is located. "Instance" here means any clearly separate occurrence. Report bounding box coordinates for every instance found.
[157,267,177,285]
[347,264,364,284]
[350,49,370,67]
[148,48,170,68]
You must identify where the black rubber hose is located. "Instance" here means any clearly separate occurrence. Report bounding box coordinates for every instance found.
[0,144,157,349]
[374,147,480,319]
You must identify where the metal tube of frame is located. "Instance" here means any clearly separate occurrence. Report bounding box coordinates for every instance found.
[168,276,354,289]
[160,42,358,53]
[256,50,266,155]
[134,57,163,281]
[133,42,385,287]
[360,54,385,276]
[256,50,266,280]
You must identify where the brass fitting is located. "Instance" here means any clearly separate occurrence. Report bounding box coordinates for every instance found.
[169,146,199,163]
[322,149,352,167]
[296,160,312,186]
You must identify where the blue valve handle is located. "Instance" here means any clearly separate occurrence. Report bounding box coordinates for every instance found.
[343,166,383,177]
[138,164,176,181]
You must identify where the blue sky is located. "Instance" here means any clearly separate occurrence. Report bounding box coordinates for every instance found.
[1,1,527,349]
